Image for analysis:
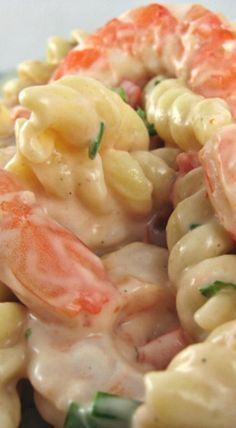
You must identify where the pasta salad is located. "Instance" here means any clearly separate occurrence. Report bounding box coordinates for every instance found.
[0,3,236,428]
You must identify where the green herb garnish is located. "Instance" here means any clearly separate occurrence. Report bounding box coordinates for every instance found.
[92,391,140,421]
[112,87,128,103]
[64,402,82,428]
[199,280,236,298]
[189,223,201,231]
[89,122,105,160]
[136,108,157,137]
[63,392,141,428]
[154,79,161,86]
[24,328,32,339]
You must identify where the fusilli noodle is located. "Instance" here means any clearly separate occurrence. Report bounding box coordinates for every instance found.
[0,103,14,145]
[3,33,76,107]
[6,76,178,251]
[167,167,236,340]
[144,77,233,150]
[133,320,236,428]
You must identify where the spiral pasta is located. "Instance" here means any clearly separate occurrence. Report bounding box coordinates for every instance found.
[10,76,150,206]
[131,147,178,213]
[6,76,178,251]
[167,166,236,341]
[133,320,236,428]
[2,33,77,108]
[0,107,14,150]
[144,77,233,150]
[47,35,78,65]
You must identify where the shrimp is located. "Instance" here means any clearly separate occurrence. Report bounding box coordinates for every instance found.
[27,242,185,426]
[0,168,188,426]
[0,168,119,320]
[51,4,236,115]
[200,124,236,240]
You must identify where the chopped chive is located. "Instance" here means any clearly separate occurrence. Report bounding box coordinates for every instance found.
[154,79,161,86]
[146,123,157,137]
[92,391,141,421]
[136,107,145,121]
[112,87,128,103]
[199,280,236,298]
[136,108,157,137]
[64,392,141,428]
[89,122,105,160]
[63,402,81,428]
[24,328,32,339]
[189,223,201,230]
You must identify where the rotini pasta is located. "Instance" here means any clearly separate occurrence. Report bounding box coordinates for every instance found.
[1,3,236,428]
[144,77,233,150]
[6,76,178,251]
[47,35,77,65]
[2,33,76,108]
[167,167,236,340]
[0,103,14,145]
[133,320,236,428]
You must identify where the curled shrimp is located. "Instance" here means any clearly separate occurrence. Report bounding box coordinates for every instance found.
[0,168,119,320]
[51,4,236,115]
[0,168,188,426]
[200,124,236,240]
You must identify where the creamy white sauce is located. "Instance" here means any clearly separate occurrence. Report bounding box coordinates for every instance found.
[38,191,148,254]
[24,243,178,426]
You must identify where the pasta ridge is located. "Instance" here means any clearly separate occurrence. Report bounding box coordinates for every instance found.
[167,167,236,341]
[6,76,179,251]
[144,77,233,150]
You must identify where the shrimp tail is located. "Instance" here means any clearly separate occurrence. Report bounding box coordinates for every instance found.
[0,169,117,320]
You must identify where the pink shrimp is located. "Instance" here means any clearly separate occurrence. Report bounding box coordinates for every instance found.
[200,124,236,240]
[0,169,191,421]
[51,4,236,115]
[0,168,119,320]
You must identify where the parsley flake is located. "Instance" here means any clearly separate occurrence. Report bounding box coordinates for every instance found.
[89,122,105,160]
[64,402,80,428]
[189,223,201,230]
[154,79,161,86]
[136,108,157,137]
[112,87,128,103]
[24,328,32,339]
[200,280,236,298]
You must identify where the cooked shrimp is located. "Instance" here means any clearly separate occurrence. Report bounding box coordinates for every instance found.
[0,168,119,320]
[0,169,187,426]
[200,124,236,239]
[26,242,183,427]
[51,4,236,115]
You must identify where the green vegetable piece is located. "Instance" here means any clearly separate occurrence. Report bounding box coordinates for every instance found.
[136,107,145,121]
[89,122,105,160]
[112,87,128,103]
[64,403,80,428]
[136,108,157,137]
[189,223,201,230]
[92,391,141,421]
[200,280,236,298]
[154,79,161,86]
[64,403,95,428]
[24,328,32,339]
[63,393,141,428]
[147,123,158,137]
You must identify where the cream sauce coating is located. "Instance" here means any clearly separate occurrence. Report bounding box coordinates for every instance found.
[25,243,178,426]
